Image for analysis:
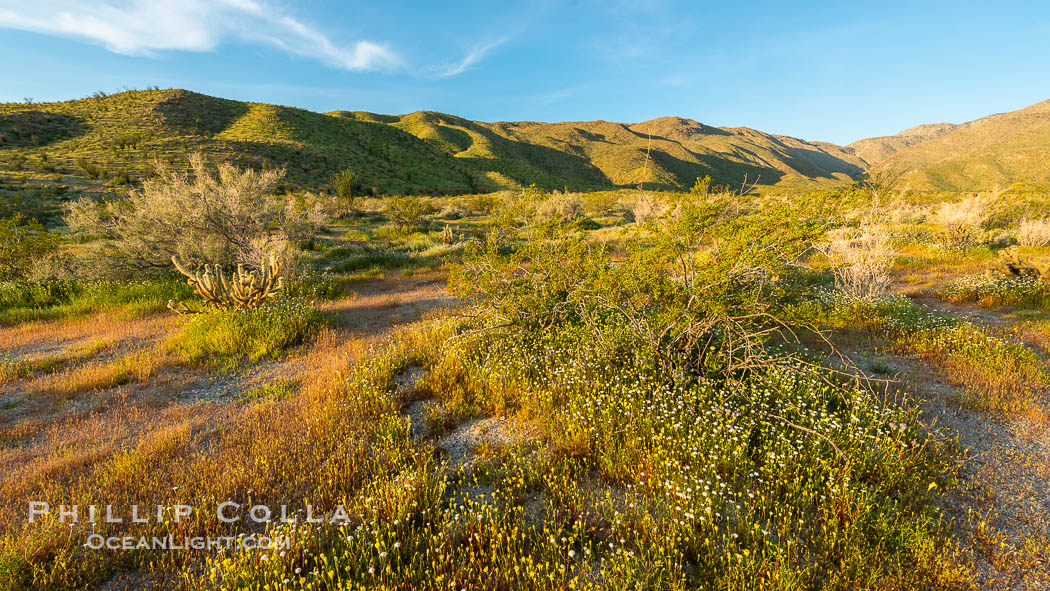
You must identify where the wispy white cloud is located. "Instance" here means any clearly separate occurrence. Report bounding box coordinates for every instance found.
[0,0,401,71]
[533,85,582,107]
[429,37,508,79]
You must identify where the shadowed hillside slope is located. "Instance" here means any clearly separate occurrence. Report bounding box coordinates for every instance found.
[1,89,867,195]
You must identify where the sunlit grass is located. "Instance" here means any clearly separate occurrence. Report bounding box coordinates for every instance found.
[0,279,195,326]
[166,296,324,370]
[843,296,1047,418]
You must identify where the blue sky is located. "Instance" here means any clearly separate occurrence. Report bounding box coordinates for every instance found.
[1,0,1048,144]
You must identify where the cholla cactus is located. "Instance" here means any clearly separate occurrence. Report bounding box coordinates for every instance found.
[439,224,458,245]
[169,254,284,313]
[991,246,1050,283]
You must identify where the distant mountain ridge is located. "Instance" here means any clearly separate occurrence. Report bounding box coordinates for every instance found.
[3,88,1046,194]
[859,99,1050,190]
[0,89,864,195]
[846,123,962,166]
[334,110,866,191]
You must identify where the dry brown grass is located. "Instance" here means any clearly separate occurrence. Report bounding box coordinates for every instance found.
[0,310,177,358]
[931,194,994,228]
[0,275,452,546]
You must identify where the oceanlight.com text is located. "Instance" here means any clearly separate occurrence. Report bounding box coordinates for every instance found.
[83,534,290,551]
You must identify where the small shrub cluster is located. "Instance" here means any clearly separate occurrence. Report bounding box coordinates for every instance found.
[532,192,583,224]
[941,273,1050,308]
[580,191,619,216]
[385,196,435,231]
[630,192,666,223]
[0,215,58,281]
[889,224,935,246]
[934,225,987,251]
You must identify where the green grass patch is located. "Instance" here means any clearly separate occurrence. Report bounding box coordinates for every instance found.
[167,297,323,370]
[0,278,195,325]
[240,379,298,403]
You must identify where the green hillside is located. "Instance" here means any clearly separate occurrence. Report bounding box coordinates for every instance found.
[338,111,866,191]
[0,89,477,195]
[870,100,1050,190]
[1,89,865,196]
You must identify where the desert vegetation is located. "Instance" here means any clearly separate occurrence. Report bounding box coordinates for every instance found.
[3,121,1050,591]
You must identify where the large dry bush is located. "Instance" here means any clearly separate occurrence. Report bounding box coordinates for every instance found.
[533,191,583,223]
[630,192,667,223]
[821,221,894,300]
[882,197,928,225]
[1015,217,1050,247]
[66,154,324,277]
[931,193,993,228]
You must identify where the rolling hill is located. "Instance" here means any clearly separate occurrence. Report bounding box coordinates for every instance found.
[0,89,478,195]
[0,89,865,196]
[846,123,961,166]
[850,99,1050,191]
[333,110,866,191]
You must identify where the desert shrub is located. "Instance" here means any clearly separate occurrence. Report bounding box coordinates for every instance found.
[533,192,583,224]
[883,199,929,224]
[435,209,967,588]
[385,196,435,231]
[821,222,893,300]
[75,158,106,179]
[106,172,134,186]
[931,194,993,228]
[436,204,466,219]
[0,186,65,224]
[581,191,620,216]
[452,204,822,376]
[331,169,357,214]
[889,224,935,246]
[65,153,322,277]
[0,215,58,281]
[942,273,1050,308]
[1014,216,1050,246]
[927,194,996,251]
[465,193,500,215]
[167,295,323,369]
[934,224,987,251]
[630,192,667,223]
